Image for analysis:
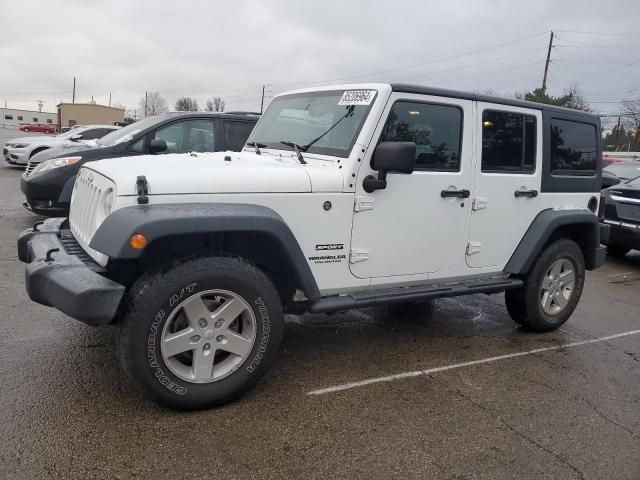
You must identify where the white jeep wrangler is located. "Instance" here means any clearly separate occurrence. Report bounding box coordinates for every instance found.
[19,84,609,410]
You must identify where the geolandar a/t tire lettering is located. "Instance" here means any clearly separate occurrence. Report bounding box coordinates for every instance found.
[117,256,283,410]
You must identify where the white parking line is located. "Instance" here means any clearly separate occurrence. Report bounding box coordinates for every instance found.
[307,329,640,396]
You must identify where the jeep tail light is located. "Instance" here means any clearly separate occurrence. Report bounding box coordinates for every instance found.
[597,194,606,220]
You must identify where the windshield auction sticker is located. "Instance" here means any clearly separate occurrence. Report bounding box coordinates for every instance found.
[338,90,376,105]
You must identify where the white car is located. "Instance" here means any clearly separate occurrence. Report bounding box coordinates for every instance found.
[3,124,119,166]
[19,83,609,410]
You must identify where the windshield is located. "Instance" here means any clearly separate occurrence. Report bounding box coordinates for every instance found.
[246,90,376,158]
[604,162,640,180]
[97,116,161,146]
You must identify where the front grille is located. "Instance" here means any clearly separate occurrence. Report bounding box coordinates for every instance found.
[69,168,115,269]
[616,203,640,222]
[24,160,38,176]
[70,171,105,245]
[59,230,103,271]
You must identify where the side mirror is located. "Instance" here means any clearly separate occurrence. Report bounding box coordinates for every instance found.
[70,133,83,141]
[363,141,416,193]
[149,138,167,154]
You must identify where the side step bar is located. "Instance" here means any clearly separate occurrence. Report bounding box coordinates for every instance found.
[308,277,523,314]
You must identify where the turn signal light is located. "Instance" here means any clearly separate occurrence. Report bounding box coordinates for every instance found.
[130,233,147,250]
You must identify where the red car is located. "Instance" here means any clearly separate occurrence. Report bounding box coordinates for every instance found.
[19,123,56,134]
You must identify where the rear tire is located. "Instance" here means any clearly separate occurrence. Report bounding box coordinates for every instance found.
[607,245,630,257]
[117,255,284,410]
[505,239,585,332]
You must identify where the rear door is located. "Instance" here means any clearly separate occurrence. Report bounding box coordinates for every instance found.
[466,104,542,268]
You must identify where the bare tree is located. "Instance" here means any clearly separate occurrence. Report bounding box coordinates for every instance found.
[205,97,225,112]
[175,97,199,112]
[138,91,169,117]
[621,99,640,131]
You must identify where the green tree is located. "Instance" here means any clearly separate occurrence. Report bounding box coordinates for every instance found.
[515,84,591,112]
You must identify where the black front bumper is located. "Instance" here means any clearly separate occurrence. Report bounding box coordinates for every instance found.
[20,168,73,217]
[18,218,125,326]
[603,219,640,250]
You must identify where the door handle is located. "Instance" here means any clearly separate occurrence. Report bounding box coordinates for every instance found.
[441,189,470,199]
[514,189,538,198]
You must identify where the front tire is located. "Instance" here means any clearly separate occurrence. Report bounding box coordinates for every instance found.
[117,256,283,410]
[505,239,585,332]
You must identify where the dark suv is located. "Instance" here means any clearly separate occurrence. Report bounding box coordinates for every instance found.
[20,112,258,216]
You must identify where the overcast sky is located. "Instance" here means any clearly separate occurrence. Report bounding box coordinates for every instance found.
[1,0,638,121]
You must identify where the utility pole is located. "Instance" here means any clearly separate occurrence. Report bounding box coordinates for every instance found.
[260,85,266,115]
[36,100,44,112]
[72,77,76,103]
[145,91,148,117]
[109,92,111,107]
[541,31,554,92]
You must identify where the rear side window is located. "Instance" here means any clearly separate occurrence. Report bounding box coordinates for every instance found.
[380,101,463,171]
[550,119,597,176]
[225,121,255,151]
[481,110,536,173]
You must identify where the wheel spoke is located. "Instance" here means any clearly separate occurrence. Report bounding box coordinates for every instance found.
[554,291,569,309]
[193,346,216,381]
[541,291,553,312]
[182,297,212,327]
[549,261,563,278]
[211,297,247,329]
[220,331,253,357]
[559,269,575,287]
[163,328,196,358]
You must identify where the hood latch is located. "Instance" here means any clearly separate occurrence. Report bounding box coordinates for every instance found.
[136,175,149,205]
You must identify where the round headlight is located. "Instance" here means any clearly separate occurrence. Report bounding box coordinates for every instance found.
[103,189,114,215]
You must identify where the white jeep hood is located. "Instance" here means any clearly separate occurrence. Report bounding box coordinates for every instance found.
[85,151,344,195]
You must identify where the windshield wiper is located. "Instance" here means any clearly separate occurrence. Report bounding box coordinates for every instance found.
[279,141,307,164]
[300,105,355,152]
[246,141,266,155]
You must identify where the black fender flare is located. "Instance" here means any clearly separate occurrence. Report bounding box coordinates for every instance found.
[89,203,321,299]
[504,208,602,274]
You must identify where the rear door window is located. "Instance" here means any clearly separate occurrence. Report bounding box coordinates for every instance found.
[481,110,536,173]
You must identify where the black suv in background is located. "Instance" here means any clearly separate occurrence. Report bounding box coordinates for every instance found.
[21,112,258,216]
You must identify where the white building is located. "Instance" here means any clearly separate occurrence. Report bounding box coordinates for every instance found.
[0,107,57,129]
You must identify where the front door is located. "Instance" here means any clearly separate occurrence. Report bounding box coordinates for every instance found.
[466,104,542,268]
[350,94,474,279]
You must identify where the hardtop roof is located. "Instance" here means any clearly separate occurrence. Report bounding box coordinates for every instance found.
[391,83,599,121]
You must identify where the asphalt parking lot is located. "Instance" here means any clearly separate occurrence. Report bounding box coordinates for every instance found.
[0,127,639,479]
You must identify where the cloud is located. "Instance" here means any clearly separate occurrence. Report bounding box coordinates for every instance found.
[0,0,638,116]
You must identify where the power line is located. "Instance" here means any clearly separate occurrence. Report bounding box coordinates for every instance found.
[554,29,640,37]
[270,31,549,88]
[388,47,545,83]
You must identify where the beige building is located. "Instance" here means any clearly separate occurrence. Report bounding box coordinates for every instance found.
[57,102,125,130]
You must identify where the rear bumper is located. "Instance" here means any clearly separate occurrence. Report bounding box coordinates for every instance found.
[18,218,125,326]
